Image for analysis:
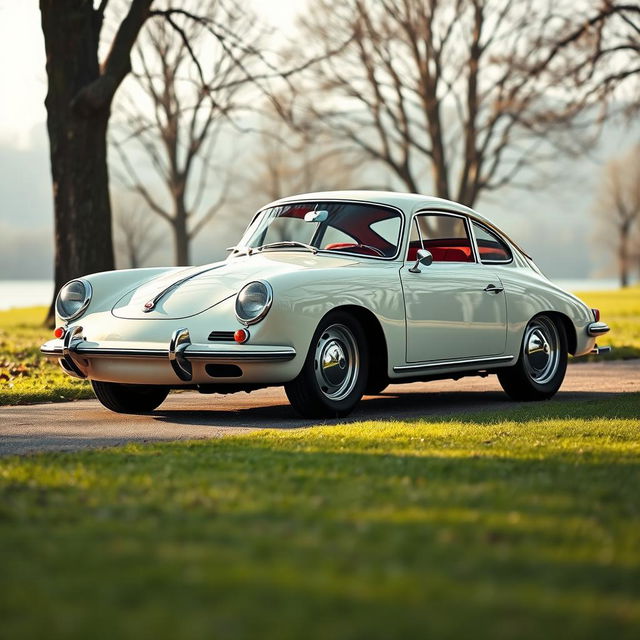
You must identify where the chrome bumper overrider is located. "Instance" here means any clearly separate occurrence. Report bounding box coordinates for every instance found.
[40,326,296,382]
[587,321,610,337]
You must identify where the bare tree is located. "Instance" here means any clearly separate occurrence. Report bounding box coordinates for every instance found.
[113,195,164,268]
[287,0,638,207]
[247,108,363,203]
[592,144,640,288]
[538,1,640,117]
[112,1,264,265]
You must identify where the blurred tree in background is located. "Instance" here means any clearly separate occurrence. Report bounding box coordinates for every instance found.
[112,0,266,265]
[593,144,640,288]
[281,0,639,206]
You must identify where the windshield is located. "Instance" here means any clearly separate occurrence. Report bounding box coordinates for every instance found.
[236,202,403,258]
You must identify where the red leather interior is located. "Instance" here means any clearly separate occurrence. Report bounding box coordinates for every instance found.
[407,244,473,263]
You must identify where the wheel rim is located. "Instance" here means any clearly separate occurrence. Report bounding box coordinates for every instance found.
[523,316,560,385]
[314,323,360,401]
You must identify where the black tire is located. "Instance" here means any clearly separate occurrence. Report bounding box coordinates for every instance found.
[285,311,368,418]
[364,378,388,396]
[91,381,169,414]
[497,314,568,401]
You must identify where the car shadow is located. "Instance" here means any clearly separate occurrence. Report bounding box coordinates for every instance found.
[150,388,629,430]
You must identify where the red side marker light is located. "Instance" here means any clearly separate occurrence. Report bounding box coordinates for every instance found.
[591,308,600,322]
[234,329,249,344]
[54,327,66,339]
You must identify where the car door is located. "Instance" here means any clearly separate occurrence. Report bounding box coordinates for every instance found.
[400,212,507,363]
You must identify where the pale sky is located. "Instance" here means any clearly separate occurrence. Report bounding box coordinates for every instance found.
[0,0,632,281]
[0,0,303,148]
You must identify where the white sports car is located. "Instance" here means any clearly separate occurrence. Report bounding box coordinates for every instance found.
[42,191,611,418]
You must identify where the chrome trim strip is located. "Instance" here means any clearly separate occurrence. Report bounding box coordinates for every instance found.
[142,264,225,312]
[394,354,514,373]
[78,347,167,358]
[587,322,610,336]
[186,348,296,362]
[42,341,296,363]
[590,345,612,355]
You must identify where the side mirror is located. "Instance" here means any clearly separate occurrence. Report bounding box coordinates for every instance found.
[408,248,433,273]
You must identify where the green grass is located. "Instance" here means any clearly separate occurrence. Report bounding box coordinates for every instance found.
[0,306,91,405]
[0,285,638,405]
[575,285,640,360]
[1,394,639,639]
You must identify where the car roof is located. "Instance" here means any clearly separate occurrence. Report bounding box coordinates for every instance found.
[268,190,495,226]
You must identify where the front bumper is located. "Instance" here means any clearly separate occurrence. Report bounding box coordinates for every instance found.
[41,326,296,383]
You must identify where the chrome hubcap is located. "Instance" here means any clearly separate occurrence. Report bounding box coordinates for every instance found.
[314,324,359,401]
[523,317,560,384]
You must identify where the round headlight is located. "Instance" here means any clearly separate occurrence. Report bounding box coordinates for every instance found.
[235,281,273,325]
[56,279,92,321]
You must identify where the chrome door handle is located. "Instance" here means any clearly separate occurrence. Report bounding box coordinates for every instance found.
[484,284,504,293]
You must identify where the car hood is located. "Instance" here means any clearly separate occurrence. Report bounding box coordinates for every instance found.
[111,251,359,319]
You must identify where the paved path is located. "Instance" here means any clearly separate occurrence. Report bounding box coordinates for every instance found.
[1,360,638,456]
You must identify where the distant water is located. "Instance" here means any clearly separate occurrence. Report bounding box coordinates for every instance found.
[0,280,54,311]
[0,277,628,312]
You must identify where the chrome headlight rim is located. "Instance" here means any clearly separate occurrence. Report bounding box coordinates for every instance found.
[56,279,93,322]
[235,280,273,326]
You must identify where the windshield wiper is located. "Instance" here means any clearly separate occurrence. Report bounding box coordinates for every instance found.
[256,241,318,254]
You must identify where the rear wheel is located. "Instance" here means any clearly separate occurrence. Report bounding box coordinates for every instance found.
[498,314,567,401]
[285,312,368,418]
[91,381,169,414]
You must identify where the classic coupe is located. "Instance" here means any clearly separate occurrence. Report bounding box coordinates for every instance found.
[41,191,611,417]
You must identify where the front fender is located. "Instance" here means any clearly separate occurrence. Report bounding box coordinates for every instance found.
[248,262,405,378]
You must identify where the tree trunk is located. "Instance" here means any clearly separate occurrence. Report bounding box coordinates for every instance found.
[174,200,190,266]
[41,1,115,326]
[619,225,630,288]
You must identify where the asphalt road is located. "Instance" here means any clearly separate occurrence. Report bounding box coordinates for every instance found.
[1,360,638,456]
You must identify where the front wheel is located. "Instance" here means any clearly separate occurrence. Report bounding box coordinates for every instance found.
[497,314,567,401]
[91,381,169,414]
[285,312,368,418]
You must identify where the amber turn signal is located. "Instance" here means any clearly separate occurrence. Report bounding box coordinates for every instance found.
[54,327,66,339]
[234,328,249,344]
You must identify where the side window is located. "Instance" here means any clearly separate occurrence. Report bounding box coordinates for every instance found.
[472,222,512,263]
[407,214,474,263]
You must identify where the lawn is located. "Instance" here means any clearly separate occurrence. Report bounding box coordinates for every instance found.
[1,394,639,639]
[574,285,640,360]
[0,285,638,406]
[0,307,91,405]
